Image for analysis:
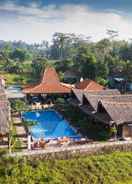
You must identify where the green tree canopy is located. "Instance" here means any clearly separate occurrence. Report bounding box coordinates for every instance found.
[10,48,31,62]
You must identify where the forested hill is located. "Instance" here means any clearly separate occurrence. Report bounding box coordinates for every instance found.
[0,32,132,85]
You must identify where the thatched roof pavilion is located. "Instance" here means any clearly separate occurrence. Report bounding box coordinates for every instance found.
[84,89,120,95]
[83,94,132,127]
[72,88,120,107]
[83,90,121,112]
[71,87,132,126]
[23,67,72,94]
[98,99,132,125]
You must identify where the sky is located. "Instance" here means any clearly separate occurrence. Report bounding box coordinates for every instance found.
[0,0,132,43]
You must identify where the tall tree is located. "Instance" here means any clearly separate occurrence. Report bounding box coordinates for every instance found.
[74,46,97,79]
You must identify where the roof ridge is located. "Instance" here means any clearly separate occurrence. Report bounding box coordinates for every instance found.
[101,100,132,105]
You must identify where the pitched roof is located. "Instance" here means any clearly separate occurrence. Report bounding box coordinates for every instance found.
[42,67,60,83]
[84,89,120,95]
[75,79,105,91]
[100,99,132,124]
[83,89,121,111]
[72,88,84,104]
[23,67,72,94]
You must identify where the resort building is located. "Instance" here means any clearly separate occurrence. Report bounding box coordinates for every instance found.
[23,67,72,96]
[75,79,105,91]
[71,88,120,105]
[71,88,132,139]
[23,66,132,141]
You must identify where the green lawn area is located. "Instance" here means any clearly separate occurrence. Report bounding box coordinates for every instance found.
[0,151,132,184]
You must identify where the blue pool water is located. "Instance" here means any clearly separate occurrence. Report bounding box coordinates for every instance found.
[22,110,80,140]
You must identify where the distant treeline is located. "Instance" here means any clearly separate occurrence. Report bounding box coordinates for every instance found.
[1,32,132,85]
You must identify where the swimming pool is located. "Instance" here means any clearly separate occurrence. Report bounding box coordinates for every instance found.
[22,110,81,140]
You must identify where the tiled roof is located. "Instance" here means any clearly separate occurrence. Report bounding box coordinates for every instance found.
[23,67,72,94]
[75,79,105,91]
[41,67,60,83]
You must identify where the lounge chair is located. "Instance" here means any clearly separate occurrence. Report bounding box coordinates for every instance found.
[38,103,42,110]
[31,104,35,110]
[75,138,93,145]
[49,102,54,107]
[39,138,47,148]
[35,102,40,109]
[45,104,48,109]
[57,137,70,146]
[31,141,39,149]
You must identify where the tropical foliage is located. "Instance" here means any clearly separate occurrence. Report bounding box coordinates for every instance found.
[11,99,29,113]
[1,33,132,85]
[0,152,132,184]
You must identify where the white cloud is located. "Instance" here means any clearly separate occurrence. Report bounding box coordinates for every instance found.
[0,2,132,43]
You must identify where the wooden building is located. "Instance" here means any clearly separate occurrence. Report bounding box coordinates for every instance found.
[23,67,72,95]
[71,88,120,106]
[71,88,132,139]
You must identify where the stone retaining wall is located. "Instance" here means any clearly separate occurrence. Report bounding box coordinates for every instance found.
[8,140,132,160]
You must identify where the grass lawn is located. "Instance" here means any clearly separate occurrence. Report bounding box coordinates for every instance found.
[0,151,132,184]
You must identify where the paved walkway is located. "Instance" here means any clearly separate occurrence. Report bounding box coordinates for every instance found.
[8,140,132,157]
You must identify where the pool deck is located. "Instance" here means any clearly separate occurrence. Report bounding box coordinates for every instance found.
[11,111,132,157]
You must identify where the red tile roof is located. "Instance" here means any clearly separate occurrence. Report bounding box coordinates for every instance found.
[75,79,105,91]
[23,67,72,94]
